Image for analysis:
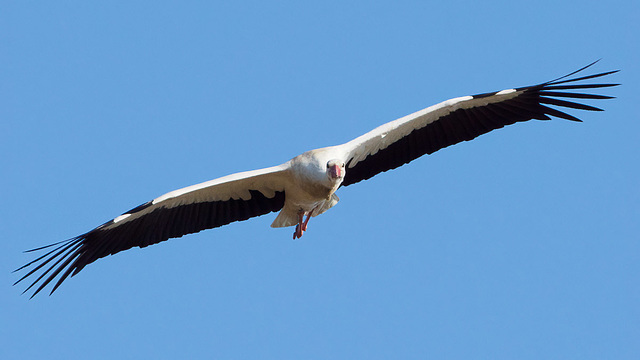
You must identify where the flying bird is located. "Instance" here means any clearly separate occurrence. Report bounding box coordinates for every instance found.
[15,61,618,297]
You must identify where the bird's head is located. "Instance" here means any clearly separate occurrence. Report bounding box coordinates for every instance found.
[326,159,345,181]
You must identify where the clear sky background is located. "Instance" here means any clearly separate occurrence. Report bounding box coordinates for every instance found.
[2,1,638,359]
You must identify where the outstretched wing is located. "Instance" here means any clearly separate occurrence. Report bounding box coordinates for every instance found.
[340,61,619,187]
[15,164,291,297]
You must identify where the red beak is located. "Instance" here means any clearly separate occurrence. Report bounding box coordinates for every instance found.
[330,164,342,179]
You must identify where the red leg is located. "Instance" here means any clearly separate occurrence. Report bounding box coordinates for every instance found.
[293,209,315,239]
[301,209,314,231]
[293,211,305,239]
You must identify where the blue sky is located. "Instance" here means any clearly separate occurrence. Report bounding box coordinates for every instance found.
[2,1,638,359]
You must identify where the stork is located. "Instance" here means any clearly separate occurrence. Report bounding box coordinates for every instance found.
[15,61,618,297]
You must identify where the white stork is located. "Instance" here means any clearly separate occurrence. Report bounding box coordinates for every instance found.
[15,61,618,297]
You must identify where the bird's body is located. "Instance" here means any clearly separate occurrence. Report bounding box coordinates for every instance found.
[276,149,345,226]
[16,61,619,297]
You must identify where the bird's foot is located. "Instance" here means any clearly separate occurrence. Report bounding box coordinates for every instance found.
[293,223,304,239]
[293,209,314,240]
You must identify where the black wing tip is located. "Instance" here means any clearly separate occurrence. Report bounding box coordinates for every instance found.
[467,61,618,123]
[14,236,86,298]
[522,61,618,122]
[544,59,618,83]
[544,68,620,88]
[23,239,69,253]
